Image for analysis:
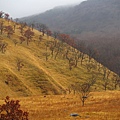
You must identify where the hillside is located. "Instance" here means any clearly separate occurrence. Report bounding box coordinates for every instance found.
[0,18,118,99]
[20,0,120,75]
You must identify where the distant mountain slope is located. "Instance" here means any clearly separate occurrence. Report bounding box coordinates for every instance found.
[20,5,73,31]
[20,0,120,75]
[0,18,117,98]
[20,0,120,34]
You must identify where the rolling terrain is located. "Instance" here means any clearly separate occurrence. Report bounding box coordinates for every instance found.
[0,18,118,99]
[20,0,120,75]
[0,15,120,120]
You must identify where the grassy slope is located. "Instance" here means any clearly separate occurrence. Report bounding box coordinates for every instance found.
[0,18,117,98]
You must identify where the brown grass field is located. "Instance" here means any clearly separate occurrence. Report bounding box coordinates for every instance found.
[0,91,119,120]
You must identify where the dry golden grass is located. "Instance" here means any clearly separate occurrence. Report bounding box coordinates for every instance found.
[0,91,119,120]
[0,18,120,120]
[0,18,119,100]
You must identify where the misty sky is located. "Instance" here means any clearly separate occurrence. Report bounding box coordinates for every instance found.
[0,0,85,18]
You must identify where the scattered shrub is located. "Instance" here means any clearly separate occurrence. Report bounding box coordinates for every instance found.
[0,96,29,120]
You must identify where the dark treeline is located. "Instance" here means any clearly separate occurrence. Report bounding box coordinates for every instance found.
[75,34,120,76]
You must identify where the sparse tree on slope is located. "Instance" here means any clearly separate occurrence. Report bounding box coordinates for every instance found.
[0,21,4,34]
[24,28,34,45]
[0,41,8,53]
[77,83,91,106]
[4,25,14,38]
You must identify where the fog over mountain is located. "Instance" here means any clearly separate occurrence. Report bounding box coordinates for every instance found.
[20,0,120,35]
[20,0,120,75]
[0,0,84,18]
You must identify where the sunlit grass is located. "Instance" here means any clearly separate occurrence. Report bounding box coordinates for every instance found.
[0,18,118,98]
[0,91,117,120]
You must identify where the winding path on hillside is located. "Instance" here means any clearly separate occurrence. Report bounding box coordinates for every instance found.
[25,51,66,93]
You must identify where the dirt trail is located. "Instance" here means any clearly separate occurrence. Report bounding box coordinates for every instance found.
[25,52,66,92]
[4,63,38,95]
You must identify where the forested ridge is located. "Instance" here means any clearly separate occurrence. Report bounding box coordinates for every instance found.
[20,0,120,75]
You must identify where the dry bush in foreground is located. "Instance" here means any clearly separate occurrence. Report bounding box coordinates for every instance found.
[0,96,29,120]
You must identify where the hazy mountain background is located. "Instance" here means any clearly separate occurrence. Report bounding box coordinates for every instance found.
[20,0,120,75]
[20,0,120,34]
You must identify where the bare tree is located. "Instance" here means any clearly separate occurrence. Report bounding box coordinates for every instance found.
[4,25,14,38]
[86,63,96,72]
[30,23,34,31]
[5,75,12,85]
[24,28,34,45]
[43,52,50,61]
[112,74,120,89]
[13,23,16,32]
[77,83,91,106]
[13,39,18,46]
[53,31,59,40]
[69,84,77,95]
[19,36,25,44]
[49,42,55,58]
[46,29,52,39]
[38,24,48,36]
[102,66,107,80]
[76,74,96,106]
[86,47,98,63]
[16,59,24,71]
[68,58,75,70]
[102,78,109,91]
[0,21,4,34]
[54,42,62,59]
[0,41,8,53]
